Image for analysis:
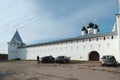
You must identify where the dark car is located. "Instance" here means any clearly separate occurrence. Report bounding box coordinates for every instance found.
[41,55,55,63]
[101,55,117,67]
[55,56,70,63]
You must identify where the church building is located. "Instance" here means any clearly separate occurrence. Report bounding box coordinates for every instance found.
[8,1,120,63]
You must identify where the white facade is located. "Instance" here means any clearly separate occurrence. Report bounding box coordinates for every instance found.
[8,4,120,63]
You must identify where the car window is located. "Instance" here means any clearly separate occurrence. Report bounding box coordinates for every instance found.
[103,56,115,59]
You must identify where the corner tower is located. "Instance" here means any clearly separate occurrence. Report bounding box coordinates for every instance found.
[8,30,25,60]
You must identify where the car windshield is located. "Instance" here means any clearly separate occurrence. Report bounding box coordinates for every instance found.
[103,56,115,59]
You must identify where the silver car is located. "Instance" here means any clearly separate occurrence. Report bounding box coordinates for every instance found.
[101,55,117,67]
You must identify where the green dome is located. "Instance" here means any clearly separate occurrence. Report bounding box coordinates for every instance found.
[87,22,94,28]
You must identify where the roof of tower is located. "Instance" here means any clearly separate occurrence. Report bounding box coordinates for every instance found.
[10,30,23,43]
[87,22,94,28]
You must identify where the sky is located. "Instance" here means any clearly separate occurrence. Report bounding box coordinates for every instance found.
[0,0,119,53]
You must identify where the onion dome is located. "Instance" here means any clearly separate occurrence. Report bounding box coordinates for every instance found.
[81,26,87,31]
[87,22,94,28]
[94,24,98,29]
[81,26,88,33]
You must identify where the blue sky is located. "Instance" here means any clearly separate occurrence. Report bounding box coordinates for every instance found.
[0,0,118,53]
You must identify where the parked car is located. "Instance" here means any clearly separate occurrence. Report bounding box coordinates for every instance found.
[55,56,70,63]
[41,55,55,63]
[101,55,117,67]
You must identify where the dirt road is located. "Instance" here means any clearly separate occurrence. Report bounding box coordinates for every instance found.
[0,61,120,80]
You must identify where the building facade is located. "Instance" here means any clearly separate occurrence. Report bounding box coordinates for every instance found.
[8,3,120,62]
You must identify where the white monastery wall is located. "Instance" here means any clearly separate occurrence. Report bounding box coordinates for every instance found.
[17,34,119,62]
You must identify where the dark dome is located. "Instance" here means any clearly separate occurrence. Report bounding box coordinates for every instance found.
[87,22,94,28]
[94,24,98,29]
[81,26,86,31]
[81,26,88,33]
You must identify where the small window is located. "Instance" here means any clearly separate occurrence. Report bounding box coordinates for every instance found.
[83,40,84,42]
[76,40,78,43]
[89,39,91,42]
[111,36,113,39]
[103,37,105,40]
[96,38,98,41]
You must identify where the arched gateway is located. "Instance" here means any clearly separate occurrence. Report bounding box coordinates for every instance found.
[89,51,100,61]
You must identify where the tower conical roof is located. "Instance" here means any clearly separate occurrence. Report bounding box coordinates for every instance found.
[10,30,23,43]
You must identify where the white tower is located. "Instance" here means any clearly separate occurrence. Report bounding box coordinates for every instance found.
[8,30,25,60]
[116,0,120,63]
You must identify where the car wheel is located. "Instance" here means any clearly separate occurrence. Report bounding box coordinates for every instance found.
[113,64,117,67]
